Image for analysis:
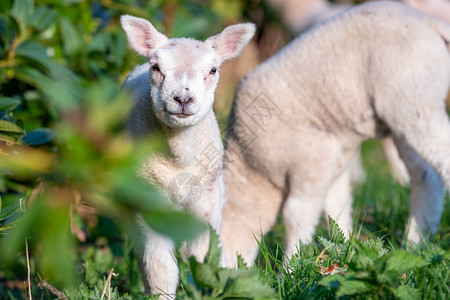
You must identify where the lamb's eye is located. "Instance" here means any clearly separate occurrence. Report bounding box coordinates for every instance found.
[152,64,160,72]
[210,67,217,75]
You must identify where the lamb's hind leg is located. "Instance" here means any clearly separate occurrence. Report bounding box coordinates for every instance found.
[323,165,353,238]
[221,150,283,268]
[394,137,446,244]
[398,103,450,187]
[374,47,450,241]
[382,137,410,186]
[283,133,343,258]
[380,93,450,243]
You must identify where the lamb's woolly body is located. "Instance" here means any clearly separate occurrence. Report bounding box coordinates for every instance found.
[266,0,350,35]
[221,1,450,267]
[267,0,450,187]
[125,62,226,299]
[121,16,255,298]
[404,0,450,23]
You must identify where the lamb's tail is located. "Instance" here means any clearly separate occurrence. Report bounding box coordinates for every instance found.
[430,17,450,51]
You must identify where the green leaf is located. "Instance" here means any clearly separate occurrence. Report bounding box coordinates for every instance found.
[317,236,342,258]
[59,18,81,55]
[28,5,58,31]
[384,251,428,275]
[218,269,277,299]
[0,132,22,143]
[0,176,6,193]
[204,227,222,270]
[0,119,24,134]
[10,0,34,23]
[0,98,21,112]
[15,40,52,74]
[362,237,388,257]
[16,40,47,60]
[86,33,108,54]
[391,285,420,300]
[22,128,56,145]
[142,210,207,244]
[112,173,173,213]
[61,0,83,4]
[319,274,343,289]
[0,15,19,54]
[0,202,19,221]
[110,31,127,67]
[15,67,79,112]
[0,196,2,213]
[190,258,219,289]
[0,220,19,232]
[351,239,380,269]
[0,1,12,14]
[46,60,78,83]
[335,278,371,297]
[328,216,346,244]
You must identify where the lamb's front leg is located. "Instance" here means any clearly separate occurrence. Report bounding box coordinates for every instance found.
[139,156,180,188]
[139,224,178,300]
[141,156,214,206]
[187,175,227,264]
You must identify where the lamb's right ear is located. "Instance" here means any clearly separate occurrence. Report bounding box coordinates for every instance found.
[120,15,168,57]
[205,23,256,62]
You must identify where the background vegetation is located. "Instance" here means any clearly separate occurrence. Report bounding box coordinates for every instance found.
[0,0,449,299]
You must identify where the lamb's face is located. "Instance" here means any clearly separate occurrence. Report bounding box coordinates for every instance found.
[148,40,220,128]
[121,15,256,128]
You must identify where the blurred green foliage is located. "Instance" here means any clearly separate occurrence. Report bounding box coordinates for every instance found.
[0,0,255,298]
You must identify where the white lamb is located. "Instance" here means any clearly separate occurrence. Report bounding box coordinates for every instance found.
[267,0,450,187]
[265,0,450,36]
[221,1,450,267]
[120,16,255,298]
[265,0,350,35]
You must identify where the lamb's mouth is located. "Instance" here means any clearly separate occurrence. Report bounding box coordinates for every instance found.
[169,112,193,118]
[175,113,190,118]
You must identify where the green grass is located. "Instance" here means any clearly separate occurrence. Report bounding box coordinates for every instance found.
[250,139,450,299]
[2,139,449,299]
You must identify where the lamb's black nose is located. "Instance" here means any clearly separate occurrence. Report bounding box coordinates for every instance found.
[173,96,194,106]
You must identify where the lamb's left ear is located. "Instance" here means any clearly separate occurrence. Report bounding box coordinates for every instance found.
[206,23,256,62]
[120,15,168,57]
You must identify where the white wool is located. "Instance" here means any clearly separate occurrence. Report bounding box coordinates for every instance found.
[121,15,255,298]
[266,0,450,187]
[221,1,450,267]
